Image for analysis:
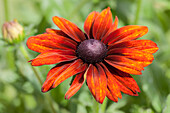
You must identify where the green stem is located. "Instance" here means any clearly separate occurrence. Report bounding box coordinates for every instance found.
[93,99,100,113]
[101,98,108,113]
[134,0,142,24]
[6,46,16,70]
[4,0,9,21]
[19,44,43,85]
[19,44,57,113]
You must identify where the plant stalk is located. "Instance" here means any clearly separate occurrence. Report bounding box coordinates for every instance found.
[134,0,142,24]
[93,99,100,113]
[19,44,57,113]
[4,0,9,21]
[101,98,108,113]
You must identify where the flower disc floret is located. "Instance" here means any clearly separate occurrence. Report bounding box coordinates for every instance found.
[76,39,107,64]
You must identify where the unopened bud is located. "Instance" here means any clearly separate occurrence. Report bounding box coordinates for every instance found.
[2,19,24,44]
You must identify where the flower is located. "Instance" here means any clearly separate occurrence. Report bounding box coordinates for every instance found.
[26,7,158,104]
[2,19,24,44]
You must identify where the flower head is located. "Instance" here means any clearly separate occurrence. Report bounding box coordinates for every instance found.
[27,7,158,104]
[2,19,24,44]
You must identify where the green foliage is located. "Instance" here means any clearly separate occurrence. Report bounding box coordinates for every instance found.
[0,0,170,113]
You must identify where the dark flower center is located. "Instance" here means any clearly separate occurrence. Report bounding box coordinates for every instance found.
[76,39,107,64]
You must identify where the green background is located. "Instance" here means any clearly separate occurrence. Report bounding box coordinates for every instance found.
[0,0,170,113]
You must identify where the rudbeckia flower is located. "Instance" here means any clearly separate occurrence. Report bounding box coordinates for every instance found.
[27,7,158,104]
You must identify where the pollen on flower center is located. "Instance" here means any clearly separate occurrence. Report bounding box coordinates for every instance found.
[76,39,108,64]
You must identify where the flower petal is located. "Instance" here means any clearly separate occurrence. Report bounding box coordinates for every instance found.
[101,16,118,41]
[104,25,148,45]
[106,88,118,102]
[84,11,100,38]
[101,63,139,96]
[52,59,87,88]
[42,62,72,92]
[29,49,77,66]
[105,55,143,75]
[42,59,87,92]
[46,28,68,37]
[65,71,85,100]
[109,40,159,54]
[53,16,86,42]
[100,63,122,99]
[27,34,77,53]
[86,64,107,104]
[107,65,140,94]
[107,48,154,67]
[93,7,113,40]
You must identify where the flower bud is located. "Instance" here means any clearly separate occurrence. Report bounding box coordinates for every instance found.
[2,19,24,44]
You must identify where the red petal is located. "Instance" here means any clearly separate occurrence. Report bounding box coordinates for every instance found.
[30,49,77,66]
[104,25,148,45]
[109,40,159,54]
[106,88,118,102]
[101,63,139,97]
[107,65,140,94]
[42,62,72,92]
[86,64,107,104]
[100,63,122,99]
[46,28,68,37]
[105,55,143,75]
[86,64,95,96]
[93,7,113,40]
[65,71,85,99]
[52,59,87,88]
[52,16,86,42]
[101,16,118,41]
[107,48,154,67]
[116,80,139,96]
[84,11,100,38]
[27,34,77,53]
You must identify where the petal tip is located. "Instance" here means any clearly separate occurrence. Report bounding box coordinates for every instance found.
[106,7,111,10]
[64,95,70,100]
[41,87,48,93]
[142,26,149,34]
[115,16,118,21]
[52,16,58,20]
[97,99,104,104]
[28,59,32,62]
[52,16,60,25]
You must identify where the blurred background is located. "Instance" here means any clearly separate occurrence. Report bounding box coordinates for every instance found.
[0,0,170,113]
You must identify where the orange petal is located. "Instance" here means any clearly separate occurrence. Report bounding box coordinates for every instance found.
[107,65,140,94]
[107,48,154,67]
[104,25,148,45]
[106,88,118,102]
[101,63,139,96]
[93,7,113,40]
[52,59,87,88]
[42,62,72,92]
[100,63,122,99]
[86,64,107,104]
[85,64,95,96]
[52,16,86,42]
[27,34,77,53]
[109,40,159,54]
[105,55,143,75]
[30,49,77,66]
[46,28,68,37]
[101,16,118,41]
[65,71,85,99]
[84,11,100,39]
[115,79,139,96]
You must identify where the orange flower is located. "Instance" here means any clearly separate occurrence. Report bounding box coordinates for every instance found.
[26,7,158,104]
